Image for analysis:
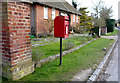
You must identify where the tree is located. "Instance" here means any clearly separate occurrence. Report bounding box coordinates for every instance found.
[91,0,103,19]
[92,0,113,27]
[72,0,77,9]
[100,6,113,20]
[78,7,94,34]
[46,18,54,34]
[93,17,106,27]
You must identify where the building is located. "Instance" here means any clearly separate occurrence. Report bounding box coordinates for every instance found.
[118,1,120,20]
[30,0,82,35]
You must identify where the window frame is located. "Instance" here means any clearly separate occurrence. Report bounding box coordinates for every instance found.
[44,7,48,19]
[52,8,56,20]
[76,15,78,23]
[73,14,75,22]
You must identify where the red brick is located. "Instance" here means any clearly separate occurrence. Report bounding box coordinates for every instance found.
[2,2,32,66]
[25,30,30,32]
[8,8,15,11]
[4,55,11,58]
[12,61,16,65]
[16,9,23,13]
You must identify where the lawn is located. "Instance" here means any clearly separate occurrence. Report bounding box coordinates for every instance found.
[31,37,59,45]
[32,36,93,59]
[31,34,82,45]
[105,29,118,36]
[17,38,114,81]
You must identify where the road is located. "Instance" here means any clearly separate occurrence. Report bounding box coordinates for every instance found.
[98,29,119,82]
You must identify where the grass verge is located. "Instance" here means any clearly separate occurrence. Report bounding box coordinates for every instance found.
[31,37,58,45]
[105,29,118,36]
[17,38,114,81]
[32,36,93,59]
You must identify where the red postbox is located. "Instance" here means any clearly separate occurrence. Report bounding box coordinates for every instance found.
[54,16,69,38]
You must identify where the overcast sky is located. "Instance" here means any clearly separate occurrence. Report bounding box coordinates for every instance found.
[66,0,119,20]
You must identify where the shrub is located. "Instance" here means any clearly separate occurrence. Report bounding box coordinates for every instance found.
[78,37,87,44]
[73,26,83,34]
[38,33,47,38]
[37,33,53,38]
[86,36,92,41]
[47,33,53,37]
[32,49,44,67]
[106,19,115,33]
[63,40,75,50]
[46,19,54,34]
[92,33,98,38]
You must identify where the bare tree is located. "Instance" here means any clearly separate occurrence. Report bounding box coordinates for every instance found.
[100,6,113,20]
[91,0,104,19]
[46,18,54,34]
[91,0,113,27]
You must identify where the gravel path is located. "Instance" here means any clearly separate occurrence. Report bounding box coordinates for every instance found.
[101,35,118,40]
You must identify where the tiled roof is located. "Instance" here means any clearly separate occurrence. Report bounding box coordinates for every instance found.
[30,0,82,16]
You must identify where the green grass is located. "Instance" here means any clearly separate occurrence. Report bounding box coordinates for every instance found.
[17,38,114,81]
[105,29,118,36]
[31,37,59,45]
[32,36,93,59]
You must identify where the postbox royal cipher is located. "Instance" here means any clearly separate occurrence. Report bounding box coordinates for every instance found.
[54,16,69,38]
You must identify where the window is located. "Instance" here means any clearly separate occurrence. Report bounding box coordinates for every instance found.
[76,15,78,22]
[44,7,48,19]
[73,14,75,22]
[52,8,55,20]
[61,12,67,16]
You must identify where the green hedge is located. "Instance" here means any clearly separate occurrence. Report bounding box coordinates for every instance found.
[106,19,115,33]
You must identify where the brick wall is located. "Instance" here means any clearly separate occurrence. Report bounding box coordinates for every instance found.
[35,5,60,34]
[55,9,59,17]
[36,4,44,34]
[36,5,48,34]
[70,14,80,27]
[2,2,34,80]
[78,15,80,23]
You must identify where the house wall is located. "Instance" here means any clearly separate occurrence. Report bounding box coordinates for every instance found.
[71,14,80,27]
[78,15,80,23]
[55,9,59,17]
[35,4,80,35]
[1,2,34,80]
[36,5,60,35]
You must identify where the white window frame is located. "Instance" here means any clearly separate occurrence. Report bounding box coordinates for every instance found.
[52,8,56,20]
[61,12,67,16]
[73,14,75,22]
[76,15,78,22]
[44,7,48,19]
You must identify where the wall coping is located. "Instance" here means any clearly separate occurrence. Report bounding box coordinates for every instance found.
[20,0,33,4]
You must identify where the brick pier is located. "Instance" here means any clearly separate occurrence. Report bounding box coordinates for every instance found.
[1,2,34,80]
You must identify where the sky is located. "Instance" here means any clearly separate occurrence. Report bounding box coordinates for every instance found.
[66,0,119,20]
